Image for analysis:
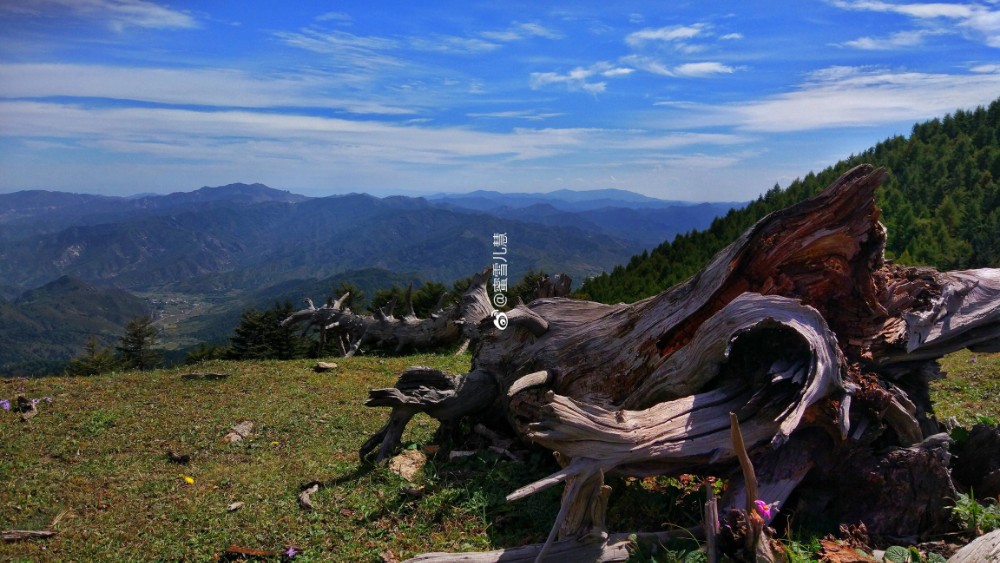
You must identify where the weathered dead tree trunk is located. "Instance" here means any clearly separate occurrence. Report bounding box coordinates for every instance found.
[282,269,493,357]
[361,164,1000,561]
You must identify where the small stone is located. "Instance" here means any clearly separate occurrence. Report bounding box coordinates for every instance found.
[389,449,427,481]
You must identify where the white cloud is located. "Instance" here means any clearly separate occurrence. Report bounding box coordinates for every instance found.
[0,0,198,30]
[315,11,352,23]
[842,29,939,49]
[0,101,592,166]
[626,24,707,45]
[481,22,561,42]
[620,55,673,76]
[530,62,632,93]
[674,62,735,77]
[830,1,974,19]
[0,63,416,115]
[657,66,1000,132]
[619,56,737,78]
[831,1,1000,47]
[720,33,744,40]
[410,35,501,54]
[467,110,565,120]
[0,99,754,181]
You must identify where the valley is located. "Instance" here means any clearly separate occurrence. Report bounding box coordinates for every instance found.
[0,185,738,375]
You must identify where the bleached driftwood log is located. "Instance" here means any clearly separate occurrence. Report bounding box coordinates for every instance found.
[361,164,1000,561]
[282,269,494,357]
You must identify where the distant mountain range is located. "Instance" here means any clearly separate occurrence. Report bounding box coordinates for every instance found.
[0,183,742,375]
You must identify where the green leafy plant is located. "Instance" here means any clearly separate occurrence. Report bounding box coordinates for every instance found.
[883,545,946,563]
[951,490,1000,536]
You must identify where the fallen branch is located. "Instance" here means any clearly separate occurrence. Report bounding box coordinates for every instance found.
[2,529,56,542]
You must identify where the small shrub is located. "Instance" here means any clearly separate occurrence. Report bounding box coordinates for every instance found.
[951,490,1000,536]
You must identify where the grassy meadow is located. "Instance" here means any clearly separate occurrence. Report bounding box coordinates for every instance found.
[2,350,998,562]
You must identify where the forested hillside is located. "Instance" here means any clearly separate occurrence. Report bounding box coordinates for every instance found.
[580,98,1000,304]
[0,276,149,375]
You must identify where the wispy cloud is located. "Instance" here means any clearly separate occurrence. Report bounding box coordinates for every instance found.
[466,110,565,120]
[831,1,1000,47]
[530,62,633,94]
[481,22,561,42]
[625,23,713,54]
[0,0,198,31]
[842,29,941,49]
[830,0,976,19]
[626,24,707,45]
[315,11,352,23]
[619,56,735,78]
[674,62,735,77]
[409,35,501,54]
[0,63,416,115]
[658,66,1000,132]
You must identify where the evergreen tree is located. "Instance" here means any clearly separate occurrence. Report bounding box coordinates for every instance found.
[115,315,162,371]
[328,282,365,311]
[228,307,268,360]
[65,336,119,376]
[227,301,309,360]
[369,282,453,317]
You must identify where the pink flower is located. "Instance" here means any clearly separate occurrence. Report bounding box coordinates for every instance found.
[285,546,298,558]
[754,499,773,520]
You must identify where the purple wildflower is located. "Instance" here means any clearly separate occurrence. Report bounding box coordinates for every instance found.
[31,398,40,406]
[285,546,298,558]
[44,397,53,403]
[0,399,9,411]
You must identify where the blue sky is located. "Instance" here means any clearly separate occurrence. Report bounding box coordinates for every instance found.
[1,1,998,201]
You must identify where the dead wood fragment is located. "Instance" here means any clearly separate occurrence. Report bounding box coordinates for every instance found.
[2,529,56,542]
[298,483,320,510]
[313,362,338,373]
[180,372,229,381]
[705,482,721,563]
[947,529,1000,563]
[220,545,282,559]
[283,267,494,357]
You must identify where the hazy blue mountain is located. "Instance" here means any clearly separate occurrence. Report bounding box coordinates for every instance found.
[0,189,645,292]
[0,182,740,374]
[428,194,741,246]
[427,188,743,212]
[0,183,307,240]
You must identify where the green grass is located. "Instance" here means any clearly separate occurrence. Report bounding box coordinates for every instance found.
[0,353,561,561]
[932,350,1000,427]
[3,350,998,562]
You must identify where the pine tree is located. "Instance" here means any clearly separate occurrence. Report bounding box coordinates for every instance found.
[65,336,119,376]
[227,302,310,360]
[115,315,162,371]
